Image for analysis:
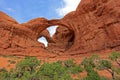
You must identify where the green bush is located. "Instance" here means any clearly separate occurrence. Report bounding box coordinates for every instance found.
[116,68,120,74]
[71,64,83,74]
[81,57,95,72]
[109,52,120,61]
[0,56,114,80]
[64,59,83,74]
[0,68,9,80]
[84,70,102,80]
[37,61,72,80]
[81,54,99,69]
[16,56,40,73]
[99,60,112,69]
[64,59,75,68]
[8,56,41,80]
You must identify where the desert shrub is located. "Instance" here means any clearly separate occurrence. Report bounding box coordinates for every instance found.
[0,67,7,72]
[0,68,10,80]
[81,55,111,80]
[83,69,109,80]
[16,56,40,73]
[99,60,112,69]
[90,54,99,60]
[0,56,113,80]
[100,77,110,80]
[7,56,41,80]
[64,59,75,68]
[109,52,120,61]
[71,64,83,74]
[37,61,72,80]
[81,54,100,69]
[81,56,100,80]
[116,68,120,74]
[97,59,117,80]
[81,57,95,72]
[64,59,83,74]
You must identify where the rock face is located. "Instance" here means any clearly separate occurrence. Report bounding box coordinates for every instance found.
[59,0,120,54]
[48,26,74,53]
[0,11,18,24]
[0,0,120,57]
[0,13,52,56]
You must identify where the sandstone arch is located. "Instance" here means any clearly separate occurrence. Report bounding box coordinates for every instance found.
[0,0,120,56]
[45,19,76,52]
[0,12,75,55]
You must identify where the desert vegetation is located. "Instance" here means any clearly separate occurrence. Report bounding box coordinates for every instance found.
[0,52,120,80]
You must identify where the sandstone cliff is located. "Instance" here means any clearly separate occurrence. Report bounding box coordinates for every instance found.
[0,0,120,57]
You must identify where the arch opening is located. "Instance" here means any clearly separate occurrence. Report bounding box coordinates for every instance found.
[37,26,58,47]
[36,19,75,52]
[38,37,48,47]
[47,26,58,37]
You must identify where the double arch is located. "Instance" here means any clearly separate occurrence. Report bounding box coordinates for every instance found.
[37,19,75,51]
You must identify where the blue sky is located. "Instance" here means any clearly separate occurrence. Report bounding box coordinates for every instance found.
[0,0,80,46]
[0,0,63,23]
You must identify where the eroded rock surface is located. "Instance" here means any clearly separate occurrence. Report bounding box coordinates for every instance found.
[0,0,120,57]
[60,0,120,54]
[48,26,74,53]
[0,13,52,56]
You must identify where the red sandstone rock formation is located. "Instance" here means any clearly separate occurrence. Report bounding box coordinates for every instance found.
[0,0,120,57]
[0,11,18,24]
[59,0,120,54]
[0,12,53,56]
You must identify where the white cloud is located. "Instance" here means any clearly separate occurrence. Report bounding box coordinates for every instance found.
[57,0,81,16]
[6,8,15,12]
